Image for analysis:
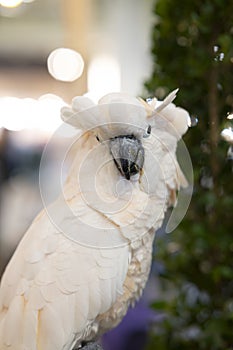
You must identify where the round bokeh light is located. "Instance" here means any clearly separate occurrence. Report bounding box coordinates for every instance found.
[47,48,85,82]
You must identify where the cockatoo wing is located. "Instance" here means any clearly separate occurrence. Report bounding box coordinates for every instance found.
[0,207,130,350]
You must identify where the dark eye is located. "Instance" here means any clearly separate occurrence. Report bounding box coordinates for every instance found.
[96,135,100,142]
[143,125,151,138]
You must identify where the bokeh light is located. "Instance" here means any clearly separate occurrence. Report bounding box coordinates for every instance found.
[87,55,121,99]
[0,0,23,8]
[0,94,66,133]
[47,48,84,82]
[227,113,233,120]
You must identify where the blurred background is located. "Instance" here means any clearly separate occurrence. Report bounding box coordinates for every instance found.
[0,1,155,349]
[0,0,233,350]
[0,0,153,270]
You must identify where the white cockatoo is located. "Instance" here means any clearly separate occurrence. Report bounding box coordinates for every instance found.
[0,90,190,350]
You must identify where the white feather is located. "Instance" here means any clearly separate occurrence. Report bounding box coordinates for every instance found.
[148,89,191,138]
[154,88,179,112]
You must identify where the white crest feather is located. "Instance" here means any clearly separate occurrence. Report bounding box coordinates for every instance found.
[153,88,179,113]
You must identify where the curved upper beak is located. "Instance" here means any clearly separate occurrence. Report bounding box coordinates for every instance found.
[109,135,144,180]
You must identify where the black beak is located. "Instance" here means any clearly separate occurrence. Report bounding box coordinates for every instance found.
[110,135,144,180]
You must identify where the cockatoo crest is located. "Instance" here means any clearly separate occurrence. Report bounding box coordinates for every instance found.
[61,93,148,141]
[61,89,190,141]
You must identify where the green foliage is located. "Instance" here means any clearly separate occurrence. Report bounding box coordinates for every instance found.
[145,0,233,348]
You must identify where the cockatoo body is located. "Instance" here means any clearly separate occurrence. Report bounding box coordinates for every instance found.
[0,91,190,350]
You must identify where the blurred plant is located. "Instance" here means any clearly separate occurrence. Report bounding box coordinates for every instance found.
[145,0,233,349]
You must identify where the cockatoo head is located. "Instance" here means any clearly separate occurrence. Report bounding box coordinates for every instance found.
[61,90,190,181]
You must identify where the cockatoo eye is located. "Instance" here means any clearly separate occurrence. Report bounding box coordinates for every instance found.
[109,135,145,180]
[143,124,151,138]
[96,135,100,142]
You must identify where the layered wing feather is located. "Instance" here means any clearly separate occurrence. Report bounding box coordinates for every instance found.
[0,207,129,350]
